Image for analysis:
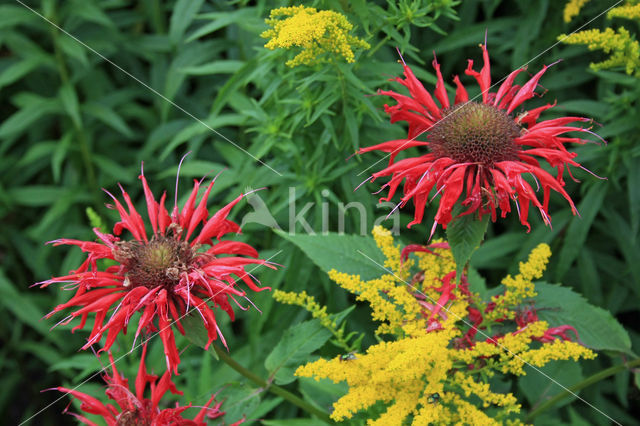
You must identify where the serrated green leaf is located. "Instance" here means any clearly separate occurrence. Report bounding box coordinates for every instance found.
[265,319,331,385]
[274,230,387,281]
[446,204,489,281]
[212,383,262,423]
[534,282,633,355]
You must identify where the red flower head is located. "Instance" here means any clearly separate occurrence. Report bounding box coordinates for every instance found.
[38,164,276,374]
[51,345,245,425]
[359,42,602,236]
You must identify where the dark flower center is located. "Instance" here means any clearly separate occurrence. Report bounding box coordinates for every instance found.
[427,102,521,165]
[116,408,151,426]
[113,236,194,289]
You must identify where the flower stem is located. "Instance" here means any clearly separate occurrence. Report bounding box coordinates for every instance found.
[211,344,333,423]
[524,357,640,422]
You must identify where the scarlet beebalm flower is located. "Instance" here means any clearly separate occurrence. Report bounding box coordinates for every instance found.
[38,166,275,374]
[360,43,603,236]
[51,345,245,426]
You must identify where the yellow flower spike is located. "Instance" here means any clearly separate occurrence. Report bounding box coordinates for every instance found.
[563,0,591,22]
[487,243,551,321]
[261,5,369,67]
[272,289,335,330]
[608,3,640,20]
[560,27,640,76]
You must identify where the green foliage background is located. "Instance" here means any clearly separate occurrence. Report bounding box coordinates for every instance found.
[0,0,638,424]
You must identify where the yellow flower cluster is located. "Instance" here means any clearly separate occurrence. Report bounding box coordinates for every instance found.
[561,28,640,76]
[563,0,591,23]
[261,5,370,67]
[485,243,551,321]
[272,289,337,332]
[561,1,640,76]
[608,3,640,20]
[293,227,596,425]
[329,227,457,338]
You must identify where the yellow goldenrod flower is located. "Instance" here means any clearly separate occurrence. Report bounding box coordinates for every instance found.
[563,0,591,22]
[261,5,369,67]
[293,228,595,424]
[608,3,640,20]
[560,27,640,76]
[272,289,336,331]
[486,243,551,321]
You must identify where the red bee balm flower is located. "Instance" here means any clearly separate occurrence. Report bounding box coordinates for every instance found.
[51,345,245,425]
[39,166,275,374]
[360,43,601,235]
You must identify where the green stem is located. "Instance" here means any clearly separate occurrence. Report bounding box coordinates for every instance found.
[211,344,333,424]
[367,34,391,58]
[524,357,640,422]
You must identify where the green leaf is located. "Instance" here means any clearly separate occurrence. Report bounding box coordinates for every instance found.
[212,383,262,423]
[180,312,219,360]
[274,230,387,281]
[518,360,583,409]
[628,156,640,236]
[0,5,40,28]
[58,84,82,128]
[0,270,50,337]
[555,183,607,281]
[534,282,633,355]
[83,102,134,138]
[0,58,43,90]
[264,319,332,385]
[178,60,244,75]
[169,0,204,44]
[446,204,489,281]
[7,185,68,206]
[0,96,60,139]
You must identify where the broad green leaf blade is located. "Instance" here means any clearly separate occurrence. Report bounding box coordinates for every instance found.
[264,319,332,385]
[274,230,386,281]
[518,360,583,409]
[446,205,489,280]
[534,282,633,355]
[212,383,262,423]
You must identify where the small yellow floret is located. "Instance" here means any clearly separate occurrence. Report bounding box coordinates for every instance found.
[261,5,369,67]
